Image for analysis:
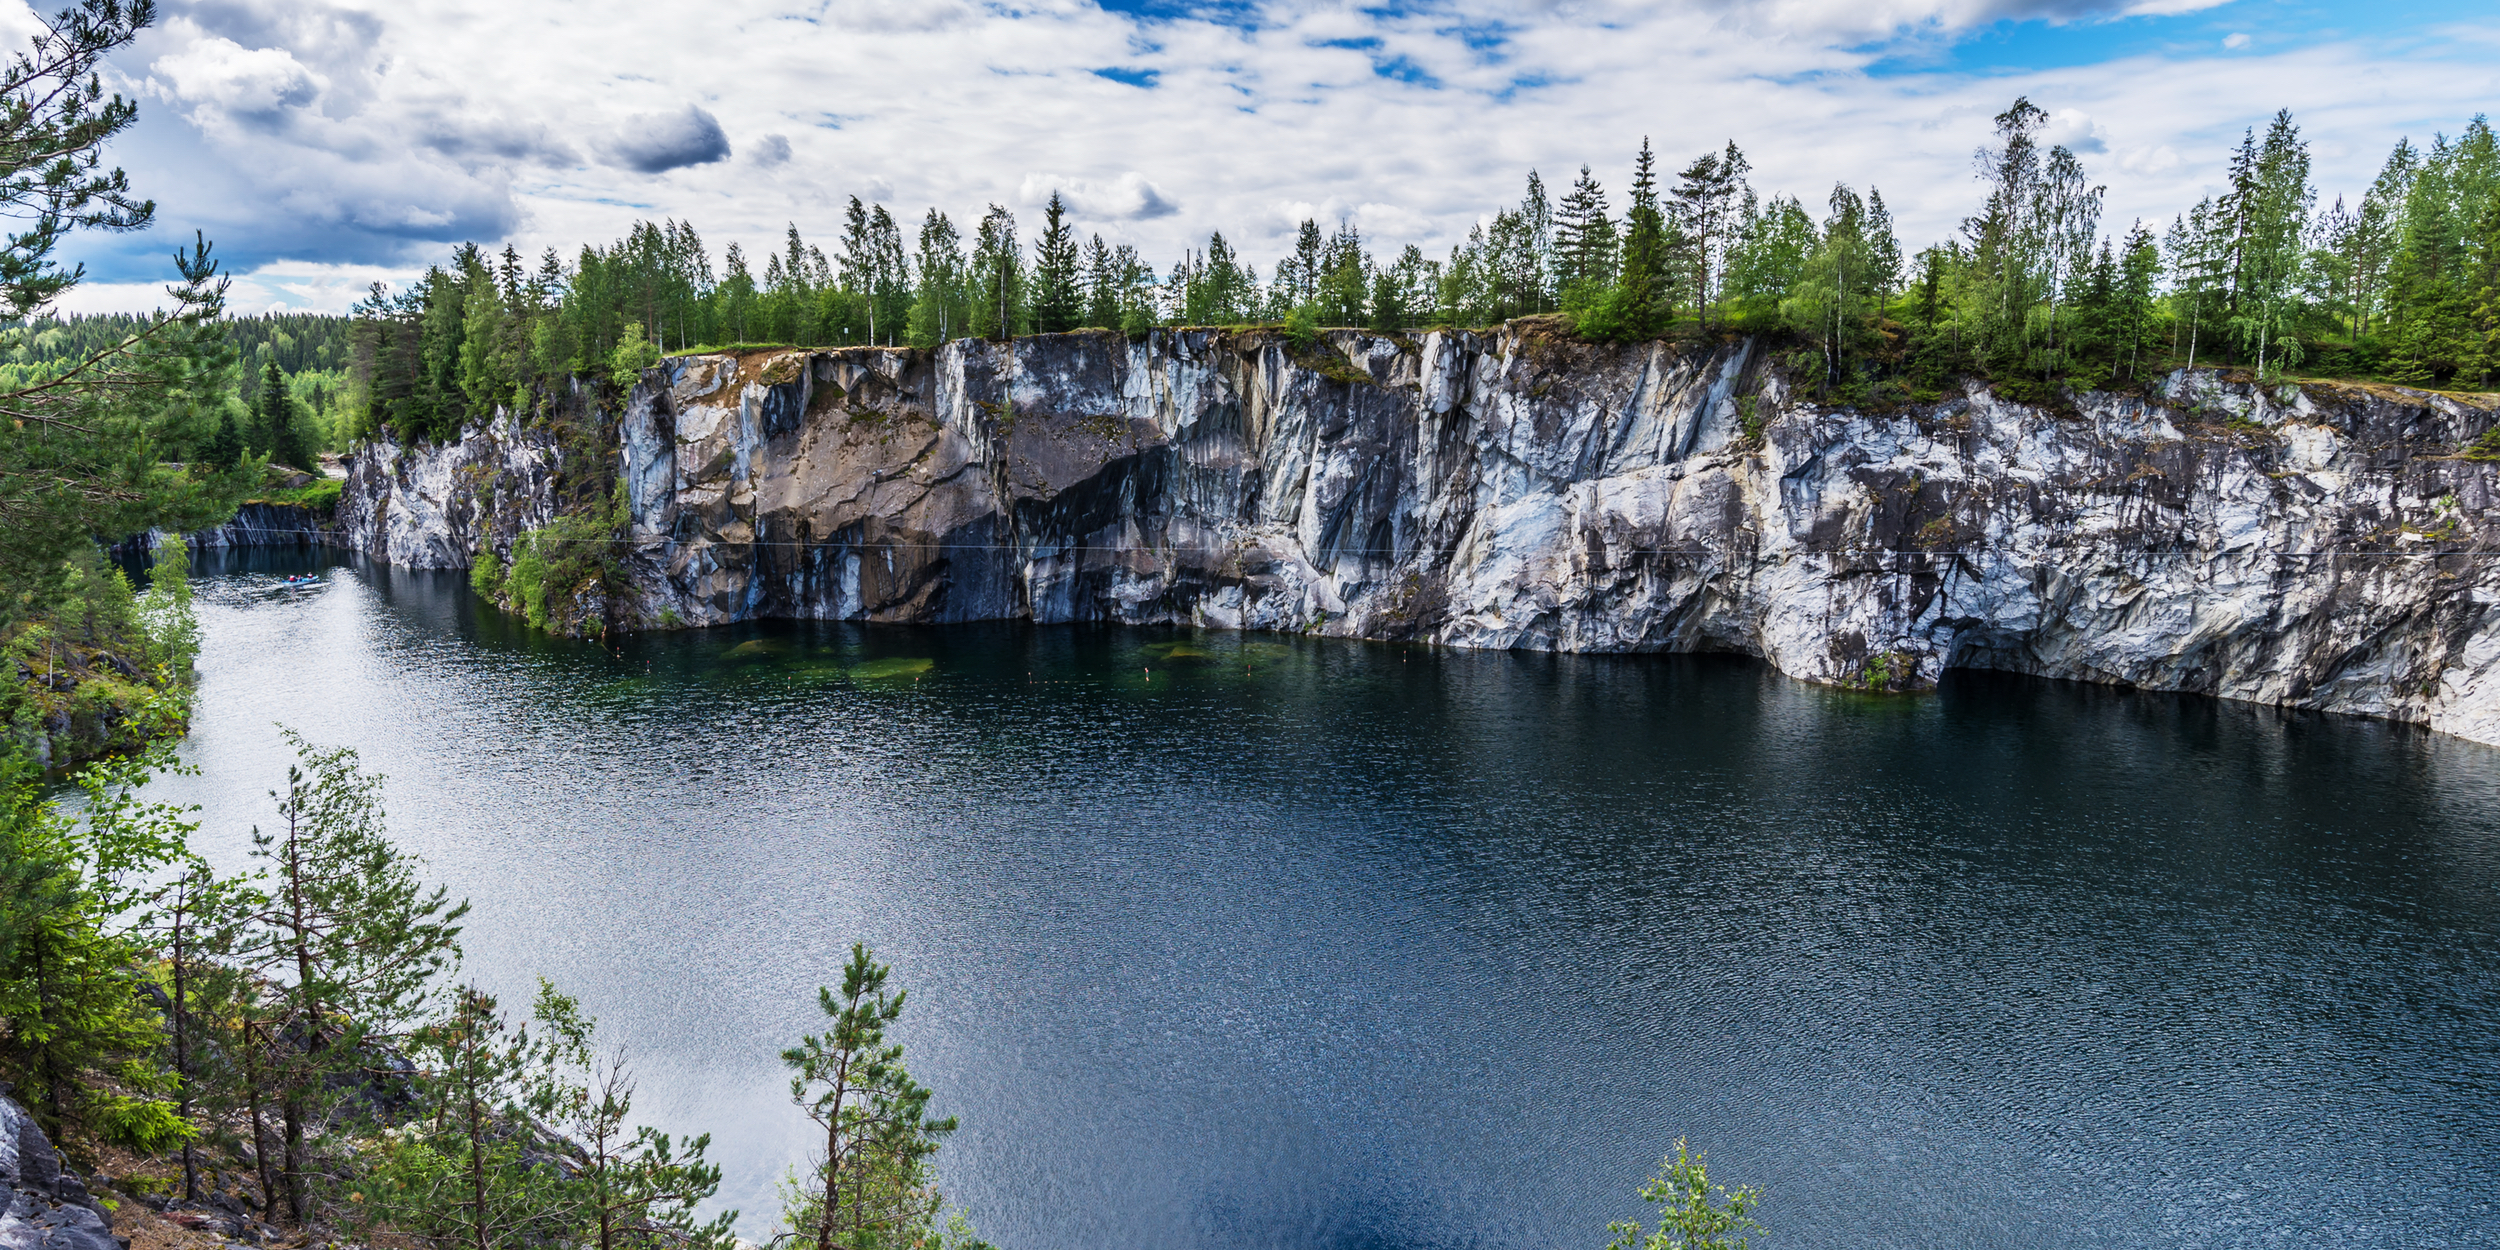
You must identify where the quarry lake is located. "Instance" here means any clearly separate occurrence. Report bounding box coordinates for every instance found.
[154,552,2498,1250]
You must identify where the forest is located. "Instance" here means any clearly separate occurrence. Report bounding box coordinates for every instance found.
[1,311,350,470]
[338,97,2499,445]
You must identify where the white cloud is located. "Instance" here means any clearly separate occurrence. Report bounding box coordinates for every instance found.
[1016,172,1181,221]
[150,36,323,122]
[35,0,2500,310]
[2223,31,2251,49]
[2041,107,2109,154]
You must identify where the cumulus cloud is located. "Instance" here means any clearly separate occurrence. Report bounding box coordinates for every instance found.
[752,134,793,167]
[605,106,732,174]
[1018,171,1180,220]
[2041,107,2109,154]
[150,36,321,124]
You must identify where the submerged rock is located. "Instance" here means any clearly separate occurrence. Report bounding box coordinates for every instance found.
[338,328,2500,745]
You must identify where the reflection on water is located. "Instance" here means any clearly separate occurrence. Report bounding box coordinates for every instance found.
[152,551,2500,1250]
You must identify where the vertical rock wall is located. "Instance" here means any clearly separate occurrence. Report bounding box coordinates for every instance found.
[336,327,2500,744]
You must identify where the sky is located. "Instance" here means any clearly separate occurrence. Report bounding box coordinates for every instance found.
[31,0,2500,316]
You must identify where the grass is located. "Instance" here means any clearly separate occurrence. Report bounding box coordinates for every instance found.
[250,477,343,510]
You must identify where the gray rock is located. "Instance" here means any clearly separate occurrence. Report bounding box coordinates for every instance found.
[337,329,2500,745]
[0,1093,124,1250]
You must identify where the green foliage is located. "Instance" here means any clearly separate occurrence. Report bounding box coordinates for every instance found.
[239,730,469,1220]
[487,482,627,634]
[253,476,343,511]
[521,981,738,1250]
[1605,1139,1765,1250]
[4,546,200,770]
[779,943,960,1250]
[331,100,2500,459]
[0,234,251,614]
[362,985,569,1250]
[471,544,504,598]
[1283,303,1320,349]
[608,323,661,390]
[0,745,199,1133]
[91,1090,197,1152]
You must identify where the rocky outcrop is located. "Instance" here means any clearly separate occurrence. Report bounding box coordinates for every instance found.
[338,328,2500,744]
[333,407,564,570]
[0,1091,124,1250]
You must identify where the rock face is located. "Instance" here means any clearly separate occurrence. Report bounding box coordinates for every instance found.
[333,407,563,571]
[0,1091,123,1250]
[337,327,2500,744]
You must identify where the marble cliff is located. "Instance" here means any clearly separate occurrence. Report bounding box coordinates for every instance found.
[331,326,2500,743]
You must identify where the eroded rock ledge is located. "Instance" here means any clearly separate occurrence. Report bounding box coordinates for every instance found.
[336,327,2500,744]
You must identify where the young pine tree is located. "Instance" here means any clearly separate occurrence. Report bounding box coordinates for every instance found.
[781,944,959,1250]
[522,981,737,1250]
[242,731,468,1223]
[365,986,564,1250]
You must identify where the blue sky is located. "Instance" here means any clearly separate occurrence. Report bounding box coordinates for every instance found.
[40,0,2500,314]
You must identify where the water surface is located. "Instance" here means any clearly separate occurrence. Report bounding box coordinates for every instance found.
[155,552,2500,1249]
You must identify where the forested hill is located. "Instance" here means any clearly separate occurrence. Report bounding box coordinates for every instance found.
[3,311,347,377]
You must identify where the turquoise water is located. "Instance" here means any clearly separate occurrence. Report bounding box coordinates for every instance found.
[157,552,2500,1249]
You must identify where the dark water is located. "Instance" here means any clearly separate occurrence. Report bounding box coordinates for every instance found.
[152,551,2500,1250]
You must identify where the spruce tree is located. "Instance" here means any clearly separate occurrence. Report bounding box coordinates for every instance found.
[1033,192,1081,333]
[204,408,243,470]
[261,359,315,472]
[1615,138,1675,338]
[1082,234,1118,329]
[1555,165,1618,295]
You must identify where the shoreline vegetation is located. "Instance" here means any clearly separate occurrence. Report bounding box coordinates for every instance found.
[0,729,995,1250]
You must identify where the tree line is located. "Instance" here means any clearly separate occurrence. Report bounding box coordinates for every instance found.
[0,727,996,1250]
[343,98,2500,444]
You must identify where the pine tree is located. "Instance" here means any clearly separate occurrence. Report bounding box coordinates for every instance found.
[521,982,737,1250]
[240,732,468,1222]
[365,986,565,1250]
[1671,141,1750,330]
[141,859,258,1202]
[782,944,958,1250]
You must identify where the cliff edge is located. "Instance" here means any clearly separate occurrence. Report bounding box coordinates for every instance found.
[334,326,2500,744]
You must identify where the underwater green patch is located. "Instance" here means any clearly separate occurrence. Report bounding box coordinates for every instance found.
[850,656,936,683]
